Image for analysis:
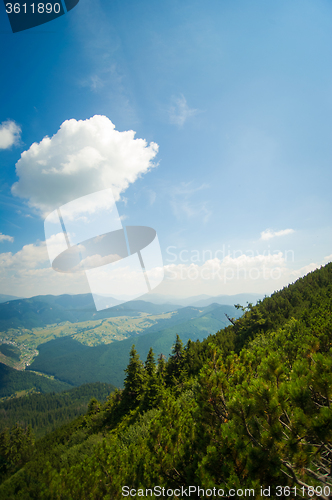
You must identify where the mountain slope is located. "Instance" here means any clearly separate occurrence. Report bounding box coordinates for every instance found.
[1,263,331,498]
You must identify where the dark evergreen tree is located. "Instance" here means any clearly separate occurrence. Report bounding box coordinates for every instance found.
[166,334,185,385]
[121,345,145,411]
[144,347,156,376]
[141,349,164,411]
[157,353,166,378]
[0,425,35,482]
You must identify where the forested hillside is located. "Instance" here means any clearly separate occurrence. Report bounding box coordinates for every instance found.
[0,363,72,399]
[0,382,116,437]
[0,263,331,499]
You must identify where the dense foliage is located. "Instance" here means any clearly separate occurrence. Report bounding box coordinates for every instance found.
[0,382,116,438]
[0,263,331,499]
[0,363,72,399]
[0,344,20,361]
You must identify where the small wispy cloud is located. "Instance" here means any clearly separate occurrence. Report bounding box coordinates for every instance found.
[16,210,33,219]
[81,75,105,91]
[0,233,14,243]
[148,190,156,206]
[0,120,21,150]
[260,228,295,241]
[71,0,139,118]
[170,182,212,223]
[79,64,122,93]
[169,94,198,127]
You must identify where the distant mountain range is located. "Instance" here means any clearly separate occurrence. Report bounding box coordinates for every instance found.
[0,294,22,304]
[27,302,241,387]
[139,292,264,307]
[0,291,262,331]
[0,291,249,393]
[0,294,181,331]
[0,291,263,326]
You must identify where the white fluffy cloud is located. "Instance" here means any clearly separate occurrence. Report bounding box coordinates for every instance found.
[0,233,14,243]
[0,120,21,149]
[11,116,158,216]
[260,228,294,241]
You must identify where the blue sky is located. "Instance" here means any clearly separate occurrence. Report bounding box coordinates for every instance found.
[0,0,331,299]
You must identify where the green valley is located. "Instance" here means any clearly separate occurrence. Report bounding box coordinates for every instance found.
[0,296,239,393]
[26,303,239,387]
[0,312,175,369]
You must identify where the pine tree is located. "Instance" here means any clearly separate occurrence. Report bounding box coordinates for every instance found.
[0,424,35,481]
[87,397,100,415]
[145,347,156,376]
[157,353,166,379]
[166,334,185,385]
[141,348,164,411]
[121,345,145,411]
